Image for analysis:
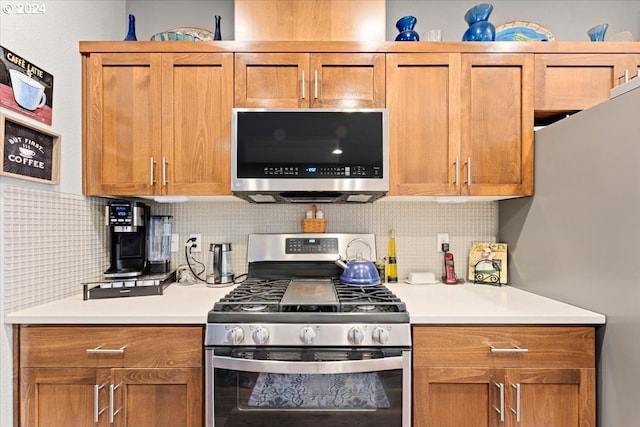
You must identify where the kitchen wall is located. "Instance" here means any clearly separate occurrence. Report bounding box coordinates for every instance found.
[1,1,638,425]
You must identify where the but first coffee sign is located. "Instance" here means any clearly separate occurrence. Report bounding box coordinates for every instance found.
[1,114,59,184]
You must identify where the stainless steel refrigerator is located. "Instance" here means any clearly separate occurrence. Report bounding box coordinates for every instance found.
[499,84,640,427]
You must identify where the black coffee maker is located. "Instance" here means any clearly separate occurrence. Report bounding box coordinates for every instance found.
[104,200,149,278]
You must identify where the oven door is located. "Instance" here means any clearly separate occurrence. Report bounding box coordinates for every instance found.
[206,347,411,427]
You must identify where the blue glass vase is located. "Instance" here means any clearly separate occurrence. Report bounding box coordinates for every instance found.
[214,15,222,41]
[587,23,608,42]
[461,3,495,41]
[395,15,420,41]
[124,14,137,41]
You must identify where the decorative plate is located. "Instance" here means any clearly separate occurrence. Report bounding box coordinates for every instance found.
[495,21,555,41]
[151,27,214,41]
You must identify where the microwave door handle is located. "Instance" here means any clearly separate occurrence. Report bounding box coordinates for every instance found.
[212,354,404,374]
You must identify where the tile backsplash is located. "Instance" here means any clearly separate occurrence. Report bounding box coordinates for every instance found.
[1,184,497,313]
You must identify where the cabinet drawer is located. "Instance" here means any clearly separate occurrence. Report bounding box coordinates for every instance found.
[20,325,203,368]
[413,326,594,368]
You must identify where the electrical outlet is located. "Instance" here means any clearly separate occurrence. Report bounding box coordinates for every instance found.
[189,233,202,252]
[171,233,179,253]
[437,233,449,252]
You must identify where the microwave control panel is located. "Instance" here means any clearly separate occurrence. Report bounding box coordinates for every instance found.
[260,165,382,178]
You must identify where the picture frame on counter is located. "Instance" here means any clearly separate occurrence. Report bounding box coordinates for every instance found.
[468,242,508,285]
[0,113,60,184]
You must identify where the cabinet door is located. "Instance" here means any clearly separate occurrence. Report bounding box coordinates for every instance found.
[235,52,309,107]
[161,53,233,195]
[413,366,503,427]
[83,53,163,196]
[535,53,628,112]
[21,368,110,427]
[110,368,202,427]
[505,368,595,427]
[460,53,534,196]
[386,53,461,195]
[309,53,385,108]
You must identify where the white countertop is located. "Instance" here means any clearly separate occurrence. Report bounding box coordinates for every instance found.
[4,281,605,325]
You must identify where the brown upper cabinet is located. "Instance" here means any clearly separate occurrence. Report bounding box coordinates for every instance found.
[234,52,385,108]
[535,53,640,121]
[387,52,534,197]
[80,41,640,198]
[82,50,233,196]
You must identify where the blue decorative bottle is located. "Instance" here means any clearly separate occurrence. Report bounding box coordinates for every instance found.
[461,3,495,42]
[124,14,137,41]
[214,15,222,41]
[395,16,420,41]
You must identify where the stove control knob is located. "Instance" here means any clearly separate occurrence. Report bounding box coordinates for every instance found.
[299,326,316,345]
[347,326,365,345]
[252,326,270,345]
[372,326,390,345]
[226,327,245,345]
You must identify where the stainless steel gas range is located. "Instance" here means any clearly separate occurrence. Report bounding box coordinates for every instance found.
[205,233,411,427]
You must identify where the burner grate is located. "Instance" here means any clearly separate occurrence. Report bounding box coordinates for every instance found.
[212,279,407,315]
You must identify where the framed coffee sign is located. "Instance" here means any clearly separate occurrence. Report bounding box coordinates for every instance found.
[0,114,60,184]
[0,45,54,125]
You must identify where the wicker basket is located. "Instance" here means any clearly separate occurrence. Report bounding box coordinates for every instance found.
[303,218,327,233]
[302,204,326,233]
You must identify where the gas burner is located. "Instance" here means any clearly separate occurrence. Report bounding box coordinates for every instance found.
[356,304,376,311]
[241,304,267,312]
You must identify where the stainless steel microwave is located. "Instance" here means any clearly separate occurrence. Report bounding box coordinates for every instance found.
[231,108,389,203]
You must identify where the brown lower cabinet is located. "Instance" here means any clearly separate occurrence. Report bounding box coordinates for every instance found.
[412,325,596,427]
[16,325,203,427]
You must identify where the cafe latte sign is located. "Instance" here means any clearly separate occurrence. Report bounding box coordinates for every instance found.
[0,114,59,184]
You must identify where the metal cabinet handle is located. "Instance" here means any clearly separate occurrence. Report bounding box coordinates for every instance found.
[489,344,529,353]
[314,69,318,99]
[86,345,127,355]
[454,157,460,186]
[93,383,106,423]
[162,156,168,185]
[109,383,122,423]
[150,157,156,186]
[464,157,471,185]
[301,70,306,100]
[510,383,521,422]
[493,381,505,422]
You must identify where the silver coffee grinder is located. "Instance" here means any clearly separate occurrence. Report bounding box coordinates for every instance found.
[207,243,234,285]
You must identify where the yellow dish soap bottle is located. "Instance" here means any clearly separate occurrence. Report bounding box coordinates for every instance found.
[387,229,398,283]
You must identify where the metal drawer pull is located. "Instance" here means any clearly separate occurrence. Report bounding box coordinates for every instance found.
[93,383,106,423]
[510,383,521,422]
[489,344,529,353]
[301,70,306,99]
[109,383,122,423]
[492,381,505,422]
[86,345,127,355]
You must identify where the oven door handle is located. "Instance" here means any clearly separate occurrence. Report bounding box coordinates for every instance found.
[212,354,405,374]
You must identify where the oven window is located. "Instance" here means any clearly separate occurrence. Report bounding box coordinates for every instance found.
[212,349,404,426]
[214,369,402,426]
